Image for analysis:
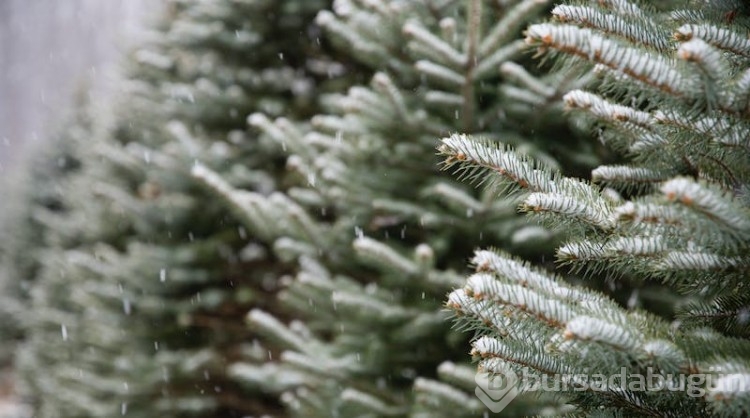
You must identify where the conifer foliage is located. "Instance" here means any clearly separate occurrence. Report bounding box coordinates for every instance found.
[1,0,599,417]
[194,0,593,416]
[8,1,337,417]
[0,99,87,364]
[2,0,594,417]
[7,0,750,417]
[443,0,750,416]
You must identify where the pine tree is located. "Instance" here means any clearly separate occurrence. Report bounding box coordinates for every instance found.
[443,0,750,416]
[193,0,598,416]
[3,0,605,417]
[24,0,750,416]
[0,95,86,365]
[0,85,106,371]
[9,1,341,417]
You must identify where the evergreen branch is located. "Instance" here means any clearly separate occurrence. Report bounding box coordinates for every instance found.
[614,201,685,227]
[472,249,595,303]
[415,60,465,86]
[474,39,527,80]
[316,9,409,75]
[525,23,690,97]
[661,177,750,234]
[479,0,549,58]
[370,198,443,228]
[564,316,643,351]
[679,294,750,337]
[422,182,485,214]
[677,38,726,107]
[653,110,750,149]
[675,23,750,57]
[346,86,393,117]
[522,192,614,230]
[596,0,646,19]
[461,0,481,132]
[352,236,421,276]
[627,128,669,153]
[500,62,556,98]
[447,288,510,336]
[332,290,412,324]
[438,16,457,46]
[279,350,353,378]
[311,114,364,135]
[437,361,478,389]
[592,165,675,192]
[439,134,613,230]
[657,251,744,272]
[438,133,596,198]
[191,164,329,245]
[473,336,566,376]
[246,309,310,353]
[444,2,750,416]
[500,85,549,108]
[229,362,306,393]
[340,388,405,416]
[640,340,687,373]
[424,90,464,107]
[248,113,311,160]
[372,72,411,124]
[403,20,466,68]
[465,273,576,327]
[552,4,670,51]
[270,193,329,247]
[731,68,750,112]
[563,90,651,127]
[669,9,706,24]
[413,377,484,411]
[439,134,552,192]
[557,236,667,271]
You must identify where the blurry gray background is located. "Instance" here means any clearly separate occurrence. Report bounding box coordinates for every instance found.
[0,0,157,171]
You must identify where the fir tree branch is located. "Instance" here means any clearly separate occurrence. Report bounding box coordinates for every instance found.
[525,23,691,97]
